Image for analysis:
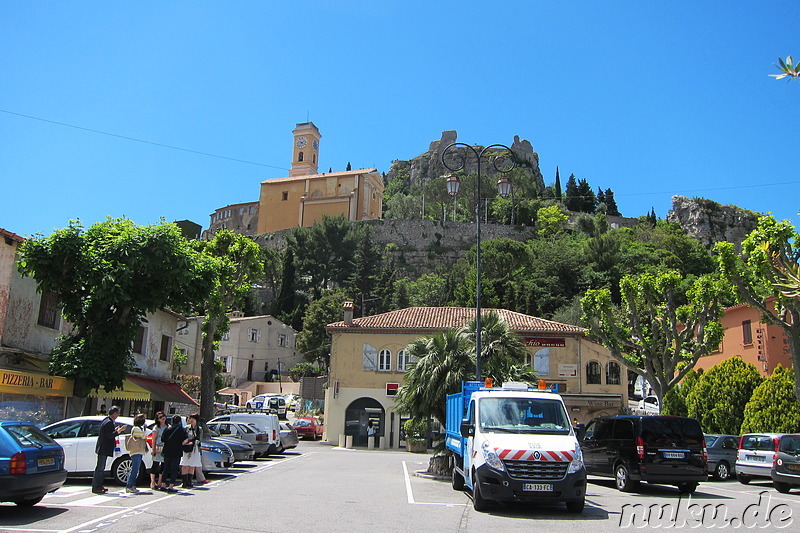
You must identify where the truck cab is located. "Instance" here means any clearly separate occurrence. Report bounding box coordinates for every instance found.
[447,382,586,512]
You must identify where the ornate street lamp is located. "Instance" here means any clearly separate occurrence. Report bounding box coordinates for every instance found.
[442,143,516,380]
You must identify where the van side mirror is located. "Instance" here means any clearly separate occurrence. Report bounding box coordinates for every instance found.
[460,420,474,438]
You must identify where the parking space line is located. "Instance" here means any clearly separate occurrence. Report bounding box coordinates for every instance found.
[401,461,468,507]
[246,451,314,474]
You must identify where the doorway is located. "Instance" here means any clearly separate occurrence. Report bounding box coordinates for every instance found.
[344,397,385,447]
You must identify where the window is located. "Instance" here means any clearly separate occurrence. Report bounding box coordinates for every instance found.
[249,205,255,215]
[397,349,410,372]
[586,361,601,384]
[363,344,377,371]
[177,322,189,336]
[160,334,172,362]
[249,328,261,342]
[37,291,60,329]
[278,333,288,347]
[312,154,316,164]
[298,151,304,162]
[238,207,244,215]
[133,326,147,355]
[216,355,232,373]
[742,320,753,345]
[282,191,288,201]
[533,348,550,376]
[378,349,392,372]
[606,361,621,385]
[222,331,230,341]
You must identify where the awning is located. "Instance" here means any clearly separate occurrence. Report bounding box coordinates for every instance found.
[88,379,151,401]
[126,375,198,405]
[0,368,74,397]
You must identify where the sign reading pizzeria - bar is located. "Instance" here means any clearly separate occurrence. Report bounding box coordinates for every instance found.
[524,337,566,347]
[0,369,74,397]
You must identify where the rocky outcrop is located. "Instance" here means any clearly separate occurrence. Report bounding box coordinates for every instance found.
[667,196,760,248]
[386,130,545,193]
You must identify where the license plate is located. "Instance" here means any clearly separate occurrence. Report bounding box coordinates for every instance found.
[523,483,553,492]
[37,457,55,467]
[747,455,766,462]
[788,464,800,471]
[663,452,684,459]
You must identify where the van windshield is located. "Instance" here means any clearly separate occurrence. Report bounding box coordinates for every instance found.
[479,397,570,435]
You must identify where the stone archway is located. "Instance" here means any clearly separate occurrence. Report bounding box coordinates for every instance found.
[344,397,385,447]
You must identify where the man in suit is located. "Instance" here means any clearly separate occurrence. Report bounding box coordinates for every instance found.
[92,405,123,494]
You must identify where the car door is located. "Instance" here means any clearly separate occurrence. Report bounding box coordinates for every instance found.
[721,436,739,469]
[76,420,103,472]
[43,420,83,472]
[582,419,612,476]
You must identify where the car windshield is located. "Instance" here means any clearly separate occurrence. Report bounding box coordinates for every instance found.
[6,424,54,448]
[293,419,312,427]
[478,397,570,435]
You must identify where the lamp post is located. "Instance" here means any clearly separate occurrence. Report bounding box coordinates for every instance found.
[277,359,283,394]
[442,143,515,381]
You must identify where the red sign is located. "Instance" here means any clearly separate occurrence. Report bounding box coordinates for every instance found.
[524,337,566,347]
[386,383,399,396]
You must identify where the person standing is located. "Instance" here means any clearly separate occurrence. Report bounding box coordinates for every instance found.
[160,415,186,493]
[92,406,123,494]
[180,413,202,488]
[125,413,148,493]
[149,411,168,490]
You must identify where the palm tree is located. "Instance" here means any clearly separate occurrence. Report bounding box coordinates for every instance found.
[462,311,536,383]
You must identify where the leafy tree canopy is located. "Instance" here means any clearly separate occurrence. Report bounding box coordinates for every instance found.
[296,290,348,367]
[741,365,800,433]
[686,357,762,434]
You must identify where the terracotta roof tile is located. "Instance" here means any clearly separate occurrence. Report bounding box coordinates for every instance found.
[327,307,586,335]
[0,228,25,243]
[261,168,378,185]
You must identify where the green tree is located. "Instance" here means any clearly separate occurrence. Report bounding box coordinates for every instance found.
[535,205,569,237]
[581,270,728,404]
[271,248,305,330]
[685,357,762,434]
[716,215,800,401]
[741,366,800,433]
[395,273,449,307]
[191,230,263,420]
[575,178,596,213]
[770,56,800,80]
[564,174,580,211]
[296,290,348,367]
[604,188,621,216]
[288,361,323,381]
[17,219,214,398]
[554,166,562,200]
[661,368,702,417]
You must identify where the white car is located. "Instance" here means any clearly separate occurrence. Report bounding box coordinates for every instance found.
[246,394,287,419]
[42,416,154,486]
[637,395,660,413]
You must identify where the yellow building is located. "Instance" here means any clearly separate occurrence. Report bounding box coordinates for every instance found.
[324,305,627,449]
[257,122,384,234]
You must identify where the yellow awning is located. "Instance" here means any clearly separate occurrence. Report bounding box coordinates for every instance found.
[0,368,74,397]
[87,379,151,401]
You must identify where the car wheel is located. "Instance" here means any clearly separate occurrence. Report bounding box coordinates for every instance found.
[111,456,132,486]
[275,443,285,454]
[566,498,585,513]
[678,482,698,494]
[738,474,751,485]
[472,476,491,512]
[14,496,44,507]
[452,467,465,491]
[615,463,638,492]
[774,481,791,494]
[715,461,731,481]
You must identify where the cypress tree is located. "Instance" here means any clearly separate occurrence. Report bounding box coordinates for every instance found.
[605,188,621,216]
[564,174,580,211]
[554,166,562,200]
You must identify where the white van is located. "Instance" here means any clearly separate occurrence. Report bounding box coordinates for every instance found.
[208,413,280,456]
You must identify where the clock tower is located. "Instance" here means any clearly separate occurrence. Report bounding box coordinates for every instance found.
[290,122,321,176]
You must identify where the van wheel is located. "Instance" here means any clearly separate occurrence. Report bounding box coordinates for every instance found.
[738,474,751,485]
[14,496,44,507]
[678,482,698,494]
[452,468,465,491]
[615,464,638,492]
[472,480,491,512]
[111,456,132,485]
[566,498,585,513]
[774,481,791,494]
[714,461,731,481]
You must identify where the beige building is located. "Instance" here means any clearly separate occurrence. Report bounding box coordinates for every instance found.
[257,122,384,234]
[324,306,627,449]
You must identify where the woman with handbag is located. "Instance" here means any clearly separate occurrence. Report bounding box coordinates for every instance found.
[149,411,168,490]
[180,413,203,488]
[125,413,149,494]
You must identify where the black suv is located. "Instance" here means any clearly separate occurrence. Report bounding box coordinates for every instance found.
[581,415,707,493]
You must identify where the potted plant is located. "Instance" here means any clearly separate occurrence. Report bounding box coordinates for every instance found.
[404,418,428,453]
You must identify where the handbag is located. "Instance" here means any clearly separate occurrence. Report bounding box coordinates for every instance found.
[125,434,147,454]
[182,441,195,453]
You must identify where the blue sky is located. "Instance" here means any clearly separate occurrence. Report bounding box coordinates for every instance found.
[2,2,799,238]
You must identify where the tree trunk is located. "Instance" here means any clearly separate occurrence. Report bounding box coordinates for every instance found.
[199,318,219,421]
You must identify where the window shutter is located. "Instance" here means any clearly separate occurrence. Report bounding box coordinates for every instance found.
[363,345,377,371]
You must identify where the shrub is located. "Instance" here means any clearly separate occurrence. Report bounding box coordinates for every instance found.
[741,365,800,433]
[662,368,702,417]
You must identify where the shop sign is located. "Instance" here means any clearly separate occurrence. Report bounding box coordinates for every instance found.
[524,337,566,347]
[558,364,578,377]
[0,368,74,397]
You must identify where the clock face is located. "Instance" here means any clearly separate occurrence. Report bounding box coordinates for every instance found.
[296,136,307,148]
[312,139,319,151]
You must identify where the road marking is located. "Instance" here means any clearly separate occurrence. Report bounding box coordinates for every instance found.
[245,451,314,474]
[401,461,468,507]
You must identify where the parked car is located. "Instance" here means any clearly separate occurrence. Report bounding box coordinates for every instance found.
[167,418,238,471]
[736,433,786,485]
[206,421,268,458]
[293,417,324,440]
[246,395,287,419]
[705,434,739,481]
[204,429,254,462]
[208,413,281,455]
[42,416,153,485]
[278,422,299,453]
[771,434,800,493]
[581,415,707,493]
[0,421,67,506]
[637,395,660,413]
